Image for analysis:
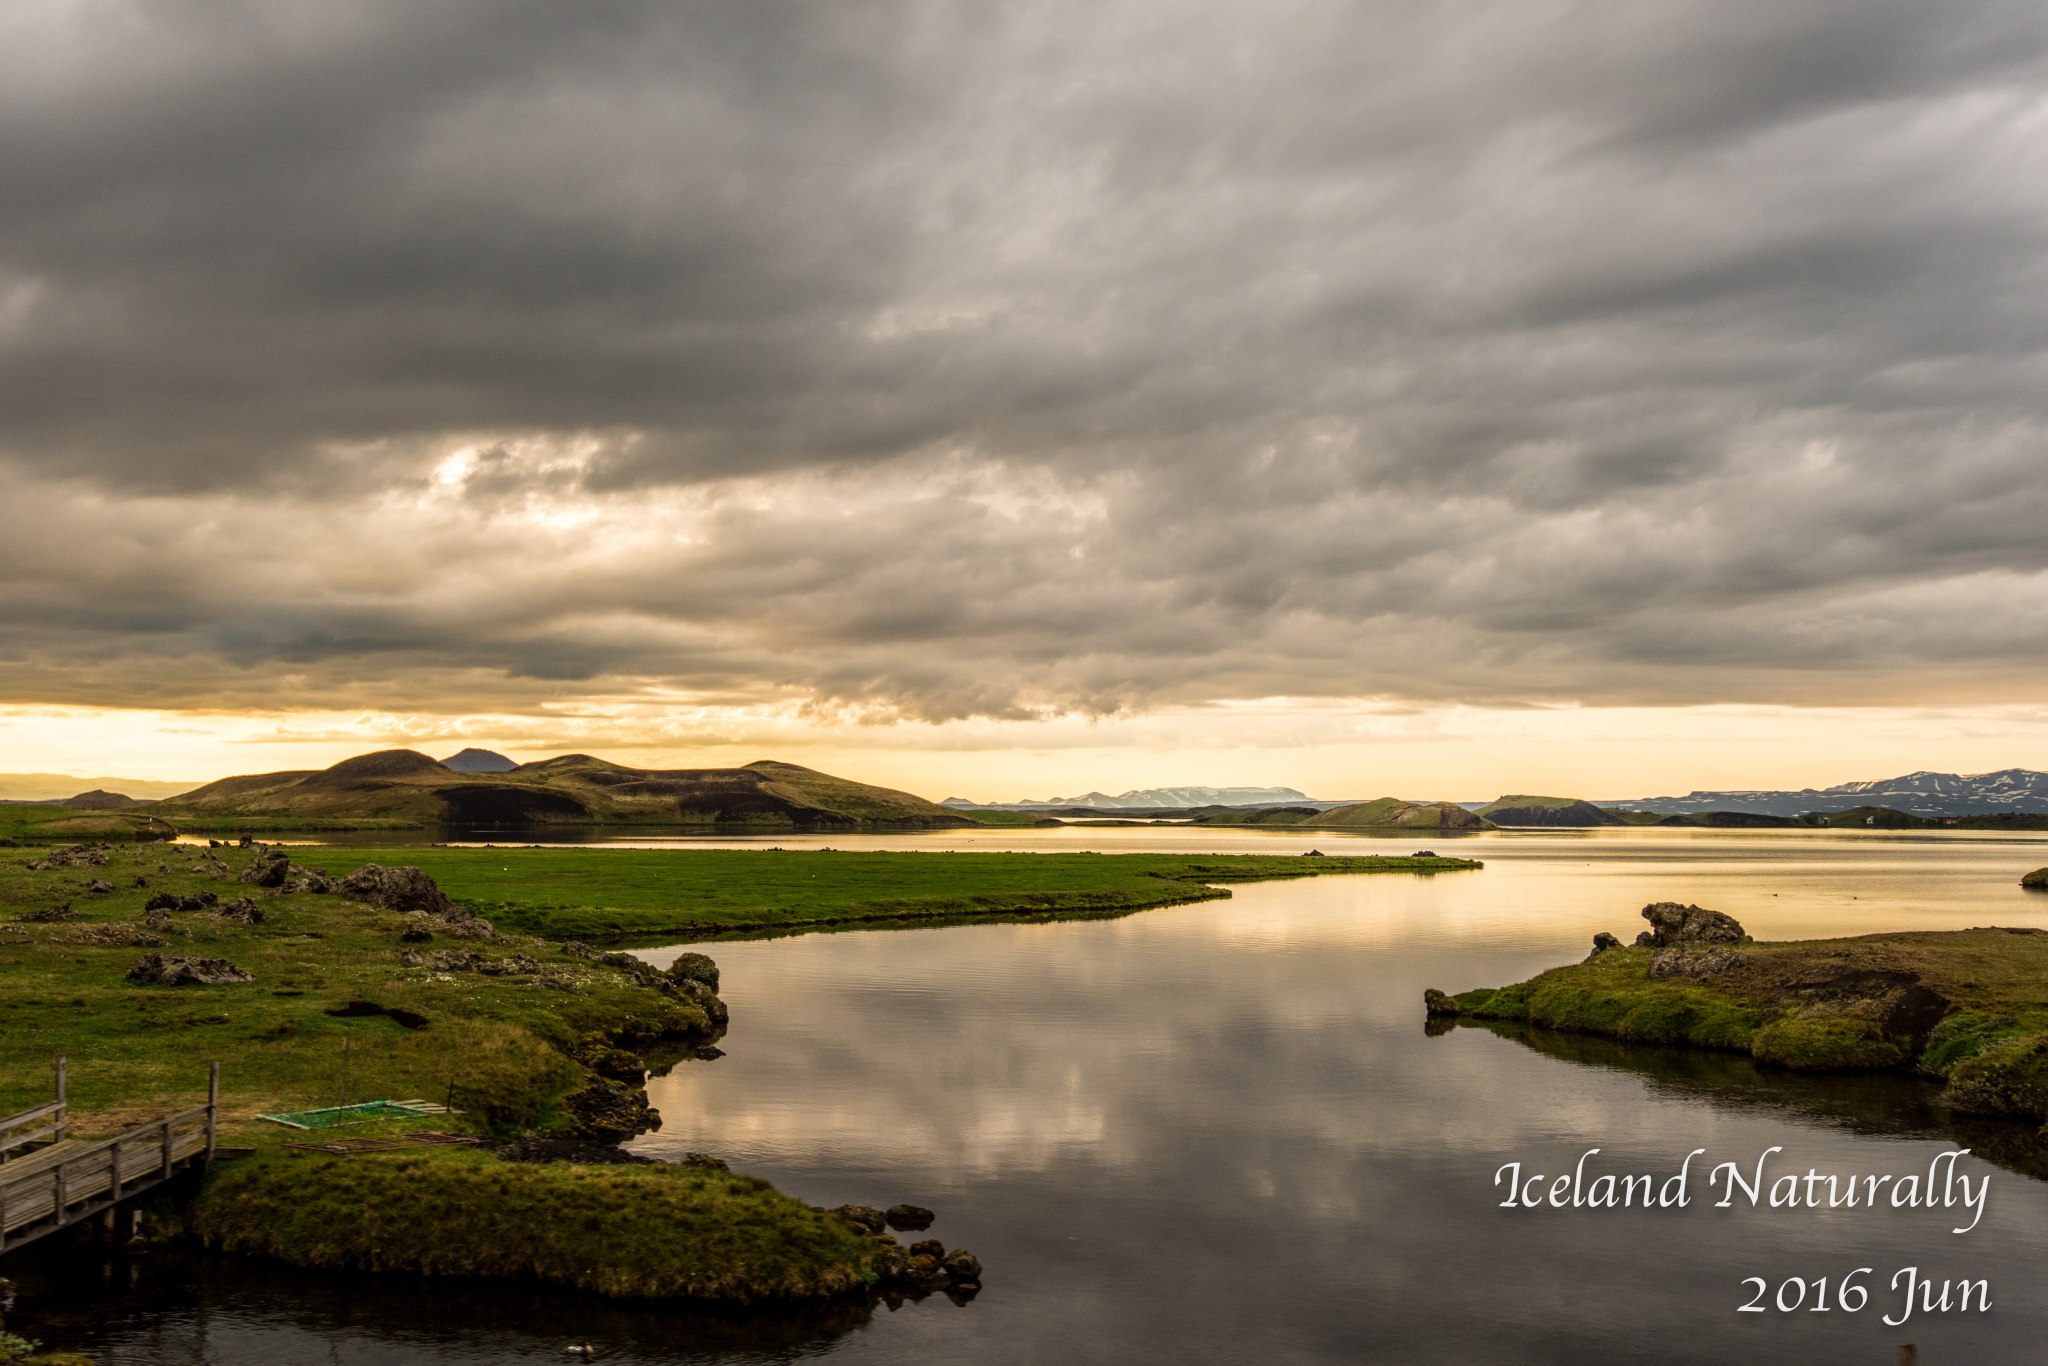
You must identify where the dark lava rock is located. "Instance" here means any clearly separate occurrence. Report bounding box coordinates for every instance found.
[26,845,109,870]
[825,1204,887,1236]
[335,864,457,915]
[495,1137,655,1166]
[559,940,598,958]
[885,1203,935,1231]
[1634,930,1656,946]
[65,923,169,948]
[218,896,265,924]
[871,1247,909,1281]
[941,1249,982,1283]
[1423,988,1460,1016]
[143,906,174,933]
[124,953,253,986]
[427,949,485,972]
[475,954,541,975]
[583,1046,649,1085]
[681,1152,730,1171]
[283,871,336,894]
[693,1046,726,1060]
[1648,947,1749,981]
[668,951,720,991]
[86,879,116,894]
[1410,850,1437,858]
[399,922,434,943]
[909,1239,945,1261]
[145,892,218,914]
[669,975,730,1026]
[16,904,81,923]
[1639,902,1747,947]
[1583,931,1624,962]
[239,852,293,888]
[902,1254,940,1281]
[2023,867,2048,889]
[563,1079,661,1143]
[440,917,504,941]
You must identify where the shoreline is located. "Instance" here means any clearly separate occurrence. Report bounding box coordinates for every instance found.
[1,841,1480,1326]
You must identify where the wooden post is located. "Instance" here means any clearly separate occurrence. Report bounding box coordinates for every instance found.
[1898,1347,1917,1366]
[53,1056,67,1144]
[110,1138,123,1202]
[206,1061,220,1160]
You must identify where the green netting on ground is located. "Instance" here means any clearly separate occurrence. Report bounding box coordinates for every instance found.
[256,1099,451,1130]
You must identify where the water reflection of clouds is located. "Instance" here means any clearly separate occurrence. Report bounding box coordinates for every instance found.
[621,839,2048,1361]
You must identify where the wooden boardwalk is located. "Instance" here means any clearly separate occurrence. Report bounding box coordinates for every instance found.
[0,1057,217,1254]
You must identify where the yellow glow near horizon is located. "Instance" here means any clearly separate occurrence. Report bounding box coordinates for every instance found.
[2,701,2047,802]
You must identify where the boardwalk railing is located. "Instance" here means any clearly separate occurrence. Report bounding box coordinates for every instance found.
[0,1057,217,1254]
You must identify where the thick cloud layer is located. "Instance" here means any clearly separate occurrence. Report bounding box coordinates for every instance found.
[4,0,2047,722]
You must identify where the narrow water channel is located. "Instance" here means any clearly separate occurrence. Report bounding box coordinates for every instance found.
[12,831,2048,1363]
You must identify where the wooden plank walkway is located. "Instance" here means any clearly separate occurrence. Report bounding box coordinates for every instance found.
[0,1057,217,1254]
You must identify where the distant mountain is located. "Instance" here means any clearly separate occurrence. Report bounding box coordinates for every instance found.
[1196,798,1493,830]
[1475,795,1624,827]
[0,772,199,802]
[945,785,1318,811]
[153,750,969,827]
[1599,768,2048,818]
[439,747,519,773]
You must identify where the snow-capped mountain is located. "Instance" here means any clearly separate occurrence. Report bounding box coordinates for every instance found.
[1599,768,2048,817]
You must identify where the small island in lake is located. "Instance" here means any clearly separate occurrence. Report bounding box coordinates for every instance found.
[1428,900,2048,1126]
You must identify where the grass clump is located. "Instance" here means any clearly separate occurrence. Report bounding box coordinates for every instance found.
[1943,1032,2048,1120]
[190,1148,877,1300]
[1750,1016,1907,1071]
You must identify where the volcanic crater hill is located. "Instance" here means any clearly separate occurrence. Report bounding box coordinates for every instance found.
[150,750,973,828]
[1473,795,1624,827]
[1191,798,1495,830]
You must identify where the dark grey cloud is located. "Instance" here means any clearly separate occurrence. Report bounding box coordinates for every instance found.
[3,0,2048,721]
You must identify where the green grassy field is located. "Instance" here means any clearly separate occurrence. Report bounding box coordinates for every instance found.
[0,839,1475,1303]
[1,844,1479,1123]
[341,846,1477,940]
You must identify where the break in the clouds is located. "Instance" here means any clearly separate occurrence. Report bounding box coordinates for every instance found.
[4,0,2048,726]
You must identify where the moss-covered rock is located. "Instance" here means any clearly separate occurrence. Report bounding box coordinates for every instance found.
[1750,1015,1907,1071]
[1942,1032,2048,1119]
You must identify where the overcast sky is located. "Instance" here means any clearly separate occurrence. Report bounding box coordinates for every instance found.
[4,0,2048,792]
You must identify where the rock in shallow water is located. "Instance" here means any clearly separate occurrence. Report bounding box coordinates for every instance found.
[1422,988,1460,1016]
[885,1203,934,1231]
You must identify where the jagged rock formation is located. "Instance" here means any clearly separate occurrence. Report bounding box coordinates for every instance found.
[124,953,253,985]
[1634,902,1747,947]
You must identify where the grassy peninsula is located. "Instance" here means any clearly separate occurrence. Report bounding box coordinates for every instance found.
[3,838,1479,1304]
[1435,911,2048,1127]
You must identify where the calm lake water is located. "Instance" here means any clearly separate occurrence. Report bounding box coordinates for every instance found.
[14,828,2048,1364]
